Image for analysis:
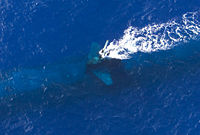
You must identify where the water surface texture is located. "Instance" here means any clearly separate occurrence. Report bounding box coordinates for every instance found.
[0,0,200,135]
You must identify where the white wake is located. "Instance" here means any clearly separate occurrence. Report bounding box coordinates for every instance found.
[99,11,200,59]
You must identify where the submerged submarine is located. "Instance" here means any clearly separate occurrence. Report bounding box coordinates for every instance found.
[0,41,126,97]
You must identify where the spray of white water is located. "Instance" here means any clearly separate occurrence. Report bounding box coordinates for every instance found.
[99,11,200,59]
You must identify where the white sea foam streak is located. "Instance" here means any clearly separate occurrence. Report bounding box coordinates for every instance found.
[99,11,200,59]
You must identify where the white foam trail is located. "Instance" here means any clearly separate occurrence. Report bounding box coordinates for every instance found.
[99,11,200,59]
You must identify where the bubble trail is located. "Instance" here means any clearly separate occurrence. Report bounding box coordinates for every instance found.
[99,11,200,60]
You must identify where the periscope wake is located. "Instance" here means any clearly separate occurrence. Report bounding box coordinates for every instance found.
[99,11,200,59]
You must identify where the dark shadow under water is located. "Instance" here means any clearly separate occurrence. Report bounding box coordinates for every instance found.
[0,41,200,134]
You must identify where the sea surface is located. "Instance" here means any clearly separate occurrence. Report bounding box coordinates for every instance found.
[0,0,200,135]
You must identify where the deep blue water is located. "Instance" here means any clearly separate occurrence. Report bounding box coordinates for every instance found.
[1,0,200,134]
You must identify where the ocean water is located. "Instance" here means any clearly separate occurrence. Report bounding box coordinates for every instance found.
[0,0,200,135]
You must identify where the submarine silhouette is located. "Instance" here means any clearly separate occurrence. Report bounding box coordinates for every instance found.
[0,41,126,97]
